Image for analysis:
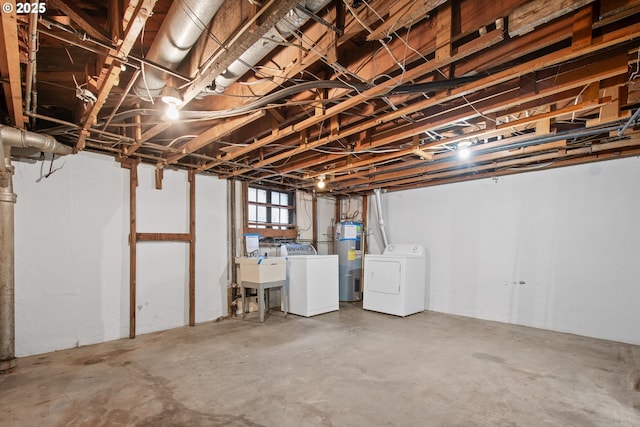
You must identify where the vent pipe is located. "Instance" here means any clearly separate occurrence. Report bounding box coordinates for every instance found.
[373,188,389,250]
[213,0,332,94]
[134,0,224,101]
[0,126,72,373]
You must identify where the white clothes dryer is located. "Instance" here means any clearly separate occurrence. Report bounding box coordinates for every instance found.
[363,244,426,316]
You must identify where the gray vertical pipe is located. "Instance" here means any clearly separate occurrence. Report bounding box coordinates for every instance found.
[0,145,17,372]
[0,126,71,373]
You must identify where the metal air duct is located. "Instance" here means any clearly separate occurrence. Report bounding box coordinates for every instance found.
[0,126,72,373]
[134,0,224,101]
[213,0,332,94]
[373,188,389,249]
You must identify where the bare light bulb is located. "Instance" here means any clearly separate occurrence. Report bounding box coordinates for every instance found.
[166,103,179,120]
[317,179,326,189]
[457,140,472,159]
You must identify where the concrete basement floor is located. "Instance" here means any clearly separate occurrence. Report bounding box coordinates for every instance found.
[1,303,639,426]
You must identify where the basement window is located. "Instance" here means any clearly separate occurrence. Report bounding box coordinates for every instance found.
[246,185,296,238]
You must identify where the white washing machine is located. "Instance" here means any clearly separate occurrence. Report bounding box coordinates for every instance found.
[283,244,339,317]
[363,244,426,316]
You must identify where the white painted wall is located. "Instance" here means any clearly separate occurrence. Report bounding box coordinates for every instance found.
[367,157,640,345]
[317,196,336,255]
[13,152,227,356]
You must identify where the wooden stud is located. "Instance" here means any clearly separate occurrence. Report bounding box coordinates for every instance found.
[129,159,138,339]
[155,167,163,190]
[188,170,196,327]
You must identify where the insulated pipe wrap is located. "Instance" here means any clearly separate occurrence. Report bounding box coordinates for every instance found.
[134,0,224,100]
[214,0,332,93]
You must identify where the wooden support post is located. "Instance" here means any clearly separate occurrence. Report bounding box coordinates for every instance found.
[155,167,163,190]
[312,193,318,251]
[128,159,138,339]
[188,170,196,327]
[360,194,368,300]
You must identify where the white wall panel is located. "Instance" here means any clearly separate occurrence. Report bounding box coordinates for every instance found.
[13,152,227,356]
[367,158,640,344]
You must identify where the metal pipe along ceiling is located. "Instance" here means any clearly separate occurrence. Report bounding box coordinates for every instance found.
[134,0,225,100]
[0,126,72,373]
[213,0,332,94]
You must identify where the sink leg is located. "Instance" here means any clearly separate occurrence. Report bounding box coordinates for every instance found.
[258,286,265,322]
[241,284,246,319]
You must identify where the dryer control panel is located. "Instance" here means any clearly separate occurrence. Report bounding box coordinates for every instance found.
[383,244,424,256]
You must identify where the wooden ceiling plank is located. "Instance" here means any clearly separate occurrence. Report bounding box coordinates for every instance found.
[48,0,111,42]
[0,2,24,128]
[266,54,624,182]
[508,0,595,38]
[225,32,630,179]
[367,0,447,41]
[572,3,593,49]
[75,0,157,150]
[215,27,506,175]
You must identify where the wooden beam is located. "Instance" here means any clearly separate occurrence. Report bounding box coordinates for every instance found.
[136,233,191,242]
[222,21,637,179]
[188,170,196,327]
[125,122,172,156]
[167,111,265,165]
[572,4,593,49]
[367,0,447,41]
[155,167,163,190]
[49,0,111,42]
[0,2,24,128]
[509,0,594,37]
[302,85,616,183]
[128,159,138,339]
[216,28,505,174]
[76,0,157,150]
[435,1,452,62]
[352,139,640,193]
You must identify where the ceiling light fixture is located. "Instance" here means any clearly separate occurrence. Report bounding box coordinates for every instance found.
[317,174,326,189]
[161,86,183,121]
[457,140,472,159]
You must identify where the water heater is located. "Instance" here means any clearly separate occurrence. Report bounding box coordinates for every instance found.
[336,221,362,301]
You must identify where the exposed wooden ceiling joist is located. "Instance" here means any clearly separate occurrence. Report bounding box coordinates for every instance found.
[0,3,24,129]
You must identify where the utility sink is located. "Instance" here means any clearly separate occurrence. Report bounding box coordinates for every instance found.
[236,257,286,283]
